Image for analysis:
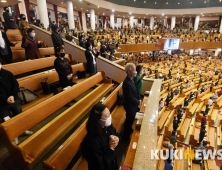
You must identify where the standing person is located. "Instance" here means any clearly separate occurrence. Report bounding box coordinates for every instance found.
[0,27,18,64]
[54,46,73,89]
[123,63,141,140]
[3,6,17,29]
[201,113,207,127]
[85,42,99,77]
[51,25,64,53]
[65,32,72,41]
[173,117,178,131]
[18,14,30,36]
[21,28,44,60]
[198,125,206,144]
[81,103,119,170]
[0,58,33,144]
[133,65,144,97]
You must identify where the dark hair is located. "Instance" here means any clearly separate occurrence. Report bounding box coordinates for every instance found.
[19,14,25,19]
[55,46,64,57]
[86,103,107,135]
[3,6,8,11]
[27,28,34,34]
[0,58,2,64]
[136,65,143,74]
[172,131,176,135]
[85,42,91,49]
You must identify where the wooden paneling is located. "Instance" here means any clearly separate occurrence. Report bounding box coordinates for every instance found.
[118,42,222,53]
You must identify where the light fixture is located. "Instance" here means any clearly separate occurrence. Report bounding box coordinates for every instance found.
[86,10,88,11]
[146,14,148,15]
[98,6,99,8]
[103,13,104,15]
[129,12,132,14]
[61,2,63,4]
[204,1,206,3]
[155,2,157,4]
[181,14,182,15]
[112,9,114,12]
[98,13,99,14]
[162,14,164,16]
[144,1,146,3]
[144,17,145,18]
[201,13,202,14]
[166,2,168,4]
[118,15,119,16]
[190,2,192,4]
[1,0,7,2]
[123,16,125,17]
[202,15,204,16]
[134,0,136,1]
[216,14,218,15]
[178,2,180,4]
[79,0,82,1]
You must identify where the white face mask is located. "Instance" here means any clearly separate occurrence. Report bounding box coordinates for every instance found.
[100,115,112,127]
[30,33,35,38]
[132,71,137,77]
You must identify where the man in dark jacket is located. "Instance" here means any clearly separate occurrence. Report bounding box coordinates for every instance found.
[100,41,106,58]
[85,42,99,77]
[0,27,17,64]
[51,25,64,53]
[199,125,206,144]
[65,32,72,41]
[123,63,141,140]
[173,117,178,131]
[3,6,17,29]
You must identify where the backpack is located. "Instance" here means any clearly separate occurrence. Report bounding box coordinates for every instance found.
[117,92,124,106]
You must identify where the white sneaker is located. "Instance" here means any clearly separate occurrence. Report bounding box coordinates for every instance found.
[13,137,18,145]
[24,131,33,135]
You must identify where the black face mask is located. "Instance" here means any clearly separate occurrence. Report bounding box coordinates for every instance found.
[60,53,65,57]
[6,10,9,13]
[22,18,26,20]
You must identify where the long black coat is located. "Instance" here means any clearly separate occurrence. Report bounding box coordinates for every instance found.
[51,32,64,50]
[3,12,17,29]
[85,49,98,73]
[82,124,119,170]
[122,76,141,113]
[0,32,15,59]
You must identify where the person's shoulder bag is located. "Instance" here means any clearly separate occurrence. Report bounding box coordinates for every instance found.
[18,87,38,105]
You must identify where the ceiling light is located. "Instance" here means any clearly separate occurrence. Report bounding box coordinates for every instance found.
[139,17,140,18]
[146,14,148,15]
[166,2,168,4]
[162,14,164,16]
[79,0,82,1]
[220,0,222,2]
[61,2,63,4]
[144,1,146,3]
[201,13,202,14]
[103,13,104,15]
[98,13,99,14]
[202,15,204,16]
[1,0,7,2]
[123,16,125,17]
[216,14,218,15]
[190,2,192,4]
[118,15,119,16]
[81,8,82,9]
[204,1,206,3]
[112,9,114,12]
[129,12,132,14]
[178,2,180,4]
[181,14,182,15]
[98,6,99,8]
[86,10,88,11]
[144,17,145,18]
[155,2,157,4]
[134,0,136,1]
[166,16,167,18]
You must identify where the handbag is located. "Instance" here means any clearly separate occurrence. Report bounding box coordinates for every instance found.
[41,77,51,94]
[77,71,86,79]
[18,87,38,105]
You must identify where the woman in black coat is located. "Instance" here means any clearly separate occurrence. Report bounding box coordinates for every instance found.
[0,27,18,64]
[85,42,99,77]
[54,46,73,88]
[82,103,119,170]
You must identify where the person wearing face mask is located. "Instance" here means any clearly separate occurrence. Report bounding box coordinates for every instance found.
[133,65,145,97]
[85,42,99,77]
[81,103,119,170]
[0,27,18,64]
[21,28,44,60]
[54,46,73,89]
[51,25,64,53]
[18,14,30,36]
[3,6,17,29]
[123,63,141,140]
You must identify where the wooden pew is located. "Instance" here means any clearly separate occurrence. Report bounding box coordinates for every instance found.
[164,110,175,138]
[204,159,218,170]
[158,109,171,132]
[208,108,218,127]
[12,47,55,62]
[0,72,113,170]
[186,98,201,118]
[158,106,167,120]
[177,113,191,142]
[42,83,125,170]
[2,54,74,76]
[214,95,222,109]
[187,146,201,170]
[206,124,217,150]
[217,125,222,150]
[18,63,87,111]
[189,119,201,146]
[169,94,180,110]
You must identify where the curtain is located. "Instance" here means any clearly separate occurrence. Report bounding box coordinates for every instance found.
[53,5,58,24]
[15,4,20,17]
[24,0,30,22]
[78,11,83,28]
[192,18,195,28]
[218,16,221,31]
[102,16,106,28]
[167,19,171,28]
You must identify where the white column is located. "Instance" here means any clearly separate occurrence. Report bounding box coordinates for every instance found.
[190,49,194,55]
[35,6,40,20]
[37,0,49,29]
[215,48,221,56]
[66,1,75,30]
[0,7,4,22]
[18,0,28,21]
[171,16,176,30]
[194,15,200,31]
[95,15,99,28]
[130,16,134,28]
[150,16,154,30]
[163,19,167,26]
[81,12,87,32]
[123,18,128,27]
[90,9,95,30]
[141,19,145,26]
[219,17,222,34]
[110,13,114,28]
